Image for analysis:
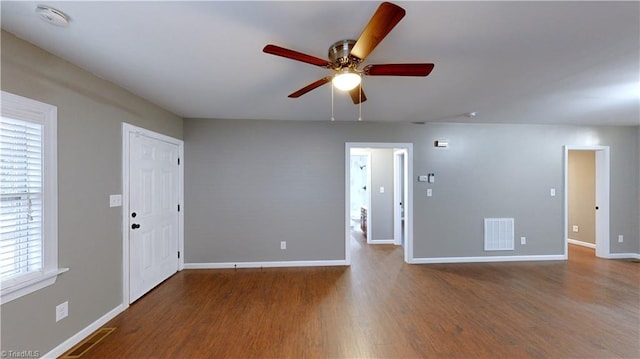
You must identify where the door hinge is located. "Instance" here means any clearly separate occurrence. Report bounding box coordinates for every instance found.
[178,204,181,212]
[178,251,180,259]
[177,157,180,165]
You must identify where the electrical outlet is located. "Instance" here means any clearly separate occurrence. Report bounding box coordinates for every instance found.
[520,237,526,245]
[572,225,579,233]
[280,241,286,250]
[618,235,624,243]
[56,301,68,322]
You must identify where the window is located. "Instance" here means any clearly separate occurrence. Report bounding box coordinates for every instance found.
[1,91,66,304]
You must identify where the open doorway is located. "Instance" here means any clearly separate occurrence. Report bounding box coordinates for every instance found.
[564,146,610,259]
[345,143,414,264]
[567,150,596,254]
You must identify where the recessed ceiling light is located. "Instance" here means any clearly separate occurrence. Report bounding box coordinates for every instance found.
[35,5,69,27]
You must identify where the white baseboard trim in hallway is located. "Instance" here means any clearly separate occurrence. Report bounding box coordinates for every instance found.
[43,303,126,359]
[368,239,395,244]
[568,238,596,249]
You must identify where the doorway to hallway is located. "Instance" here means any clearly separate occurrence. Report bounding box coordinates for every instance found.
[345,143,414,264]
[563,146,610,259]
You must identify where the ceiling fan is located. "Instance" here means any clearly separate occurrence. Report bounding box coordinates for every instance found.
[263,2,434,104]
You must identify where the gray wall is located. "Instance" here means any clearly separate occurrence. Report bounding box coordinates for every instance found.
[185,119,639,263]
[2,27,638,356]
[369,149,394,241]
[568,151,596,244]
[0,31,183,355]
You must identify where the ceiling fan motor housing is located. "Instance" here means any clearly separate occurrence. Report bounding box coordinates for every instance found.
[328,40,360,69]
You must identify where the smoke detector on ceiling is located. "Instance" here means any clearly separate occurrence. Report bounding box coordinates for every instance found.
[35,5,69,27]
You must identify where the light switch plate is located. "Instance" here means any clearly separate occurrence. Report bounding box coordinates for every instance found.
[550,188,556,197]
[572,225,579,233]
[520,237,526,245]
[618,235,624,243]
[426,189,432,197]
[379,187,385,193]
[109,194,122,207]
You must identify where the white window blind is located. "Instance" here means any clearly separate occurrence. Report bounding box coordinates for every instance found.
[0,116,44,281]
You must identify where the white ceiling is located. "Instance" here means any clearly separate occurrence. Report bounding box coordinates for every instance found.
[2,1,639,125]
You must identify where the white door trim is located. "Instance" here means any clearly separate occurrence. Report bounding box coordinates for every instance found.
[122,123,184,307]
[393,149,408,246]
[564,145,610,258]
[345,142,414,264]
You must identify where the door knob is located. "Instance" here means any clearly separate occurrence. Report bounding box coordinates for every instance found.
[131,223,140,229]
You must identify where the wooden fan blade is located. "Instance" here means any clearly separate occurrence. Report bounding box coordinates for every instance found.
[348,84,367,104]
[288,77,332,98]
[350,2,406,61]
[263,44,331,68]
[364,63,435,76]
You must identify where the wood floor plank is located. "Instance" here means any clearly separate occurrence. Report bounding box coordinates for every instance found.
[72,240,640,358]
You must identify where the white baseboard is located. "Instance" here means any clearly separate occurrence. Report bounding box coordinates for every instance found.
[184,259,348,269]
[568,238,596,249]
[603,253,640,260]
[42,303,126,359]
[411,254,566,264]
[368,239,395,244]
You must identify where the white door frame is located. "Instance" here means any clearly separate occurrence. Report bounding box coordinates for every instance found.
[122,123,184,307]
[350,149,371,242]
[393,149,408,246]
[345,142,414,264]
[564,145,610,258]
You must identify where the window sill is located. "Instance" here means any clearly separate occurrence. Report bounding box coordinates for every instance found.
[1,268,69,305]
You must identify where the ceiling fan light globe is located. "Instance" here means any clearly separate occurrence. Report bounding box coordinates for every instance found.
[333,73,361,91]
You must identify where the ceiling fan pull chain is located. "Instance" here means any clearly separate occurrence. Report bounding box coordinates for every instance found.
[358,79,363,121]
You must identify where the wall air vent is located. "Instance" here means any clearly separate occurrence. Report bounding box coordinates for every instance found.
[484,218,514,251]
[61,327,115,358]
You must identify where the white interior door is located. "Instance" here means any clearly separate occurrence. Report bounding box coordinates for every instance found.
[394,150,407,246]
[349,153,369,219]
[129,132,180,303]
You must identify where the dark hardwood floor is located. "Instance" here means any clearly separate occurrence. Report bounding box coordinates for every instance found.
[72,236,639,358]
